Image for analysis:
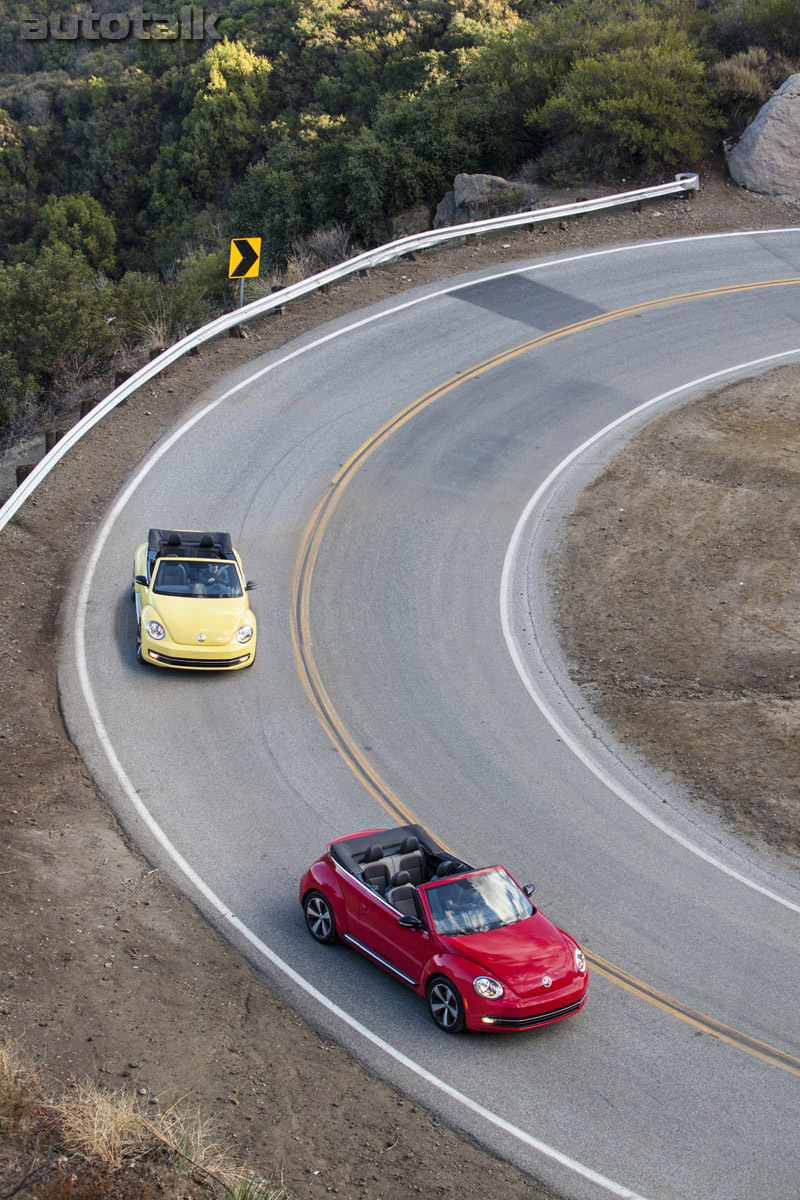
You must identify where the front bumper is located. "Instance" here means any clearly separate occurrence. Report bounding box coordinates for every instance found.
[466,976,588,1033]
[142,632,255,670]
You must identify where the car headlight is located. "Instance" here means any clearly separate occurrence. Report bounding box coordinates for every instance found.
[574,947,587,975]
[473,976,504,1000]
[236,623,253,644]
[146,620,165,640]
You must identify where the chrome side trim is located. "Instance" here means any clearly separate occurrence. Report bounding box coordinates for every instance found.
[343,934,418,986]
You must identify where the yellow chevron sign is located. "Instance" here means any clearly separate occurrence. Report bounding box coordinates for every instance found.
[228,237,262,279]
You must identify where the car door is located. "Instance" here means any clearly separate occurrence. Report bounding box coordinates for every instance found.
[355,891,431,987]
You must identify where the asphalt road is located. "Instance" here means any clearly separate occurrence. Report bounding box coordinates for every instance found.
[61,232,800,1200]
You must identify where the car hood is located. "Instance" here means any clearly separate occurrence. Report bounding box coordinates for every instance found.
[151,595,248,645]
[441,911,576,997]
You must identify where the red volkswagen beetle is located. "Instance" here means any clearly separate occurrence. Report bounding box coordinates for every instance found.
[299,824,588,1033]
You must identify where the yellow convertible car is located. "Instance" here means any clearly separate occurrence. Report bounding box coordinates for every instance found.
[132,528,257,669]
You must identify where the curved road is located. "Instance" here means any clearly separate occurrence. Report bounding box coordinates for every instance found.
[61,232,800,1200]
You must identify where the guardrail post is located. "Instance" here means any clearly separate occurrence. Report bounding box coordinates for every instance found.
[16,464,35,486]
[80,400,97,418]
[45,429,67,452]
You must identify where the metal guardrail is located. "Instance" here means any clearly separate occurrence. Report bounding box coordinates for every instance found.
[0,173,699,532]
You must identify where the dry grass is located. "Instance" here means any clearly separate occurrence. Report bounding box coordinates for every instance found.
[58,1082,147,1170]
[0,1038,291,1199]
[0,1038,44,1140]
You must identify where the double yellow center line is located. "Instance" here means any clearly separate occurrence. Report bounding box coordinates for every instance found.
[290,277,800,1076]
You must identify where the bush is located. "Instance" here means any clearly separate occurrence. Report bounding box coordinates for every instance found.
[713,46,794,133]
[709,0,800,57]
[26,192,117,274]
[109,271,212,350]
[0,246,115,402]
[527,37,722,180]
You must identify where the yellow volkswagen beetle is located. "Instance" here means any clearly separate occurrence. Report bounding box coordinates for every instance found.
[132,529,257,669]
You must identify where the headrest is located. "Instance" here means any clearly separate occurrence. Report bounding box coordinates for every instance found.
[167,532,181,546]
[201,533,214,547]
[435,860,456,877]
[400,835,419,853]
[390,870,411,888]
[365,845,384,863]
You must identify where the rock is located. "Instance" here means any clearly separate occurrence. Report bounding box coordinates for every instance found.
[725,74,800,200]
[433,173,528,228]
[432,191,460,229]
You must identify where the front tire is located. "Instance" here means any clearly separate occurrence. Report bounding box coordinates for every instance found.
[427,975,465,1033]
[136,627,144,664]
[304,890,338,944]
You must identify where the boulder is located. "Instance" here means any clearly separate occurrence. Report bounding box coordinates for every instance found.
[726,74,800,200]
[433,191,468,229]
[454,172,517,210]
[433,173,527,228]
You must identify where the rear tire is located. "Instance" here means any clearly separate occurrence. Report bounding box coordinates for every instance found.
[304,890,338,944]
[427,975,465,1033]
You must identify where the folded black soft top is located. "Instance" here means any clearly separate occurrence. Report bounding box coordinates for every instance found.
[329,824,472,879]
[147,528,234,561]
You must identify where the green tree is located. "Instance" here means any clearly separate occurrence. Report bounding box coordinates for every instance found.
[28,193,117,273]
[0,108,38,250]
[0,246,115,429]
[151,40,275,209]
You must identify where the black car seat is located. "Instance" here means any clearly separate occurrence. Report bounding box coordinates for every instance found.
[434,859,458,879]
[394,835,426,885]
[158,562,187,589]
[361,844,390,894]
[385,870,418,919]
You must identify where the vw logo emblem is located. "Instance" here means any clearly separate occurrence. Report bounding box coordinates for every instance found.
[197,633,207,643]
[542,976,552,988]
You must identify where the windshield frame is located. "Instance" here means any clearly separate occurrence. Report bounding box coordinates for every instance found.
[151,557,244,599]
[421,867,534,937]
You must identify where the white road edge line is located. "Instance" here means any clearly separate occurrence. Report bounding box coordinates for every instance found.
[500,350,800,917]
[72,232,800,1200]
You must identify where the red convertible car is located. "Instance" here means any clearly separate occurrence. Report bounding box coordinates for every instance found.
[300,824,588,1033]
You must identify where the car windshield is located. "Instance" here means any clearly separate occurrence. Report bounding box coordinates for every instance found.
[424,868,534,936]
[153,559,243,598]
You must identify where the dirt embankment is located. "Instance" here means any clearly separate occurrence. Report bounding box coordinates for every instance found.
[2,162,800,1198]
[551,368,800,862]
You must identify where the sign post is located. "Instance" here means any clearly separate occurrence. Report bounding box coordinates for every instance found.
[228,237,262,308]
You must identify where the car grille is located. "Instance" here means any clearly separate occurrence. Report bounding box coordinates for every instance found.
[148,651,251,668]
[484,996,586,1029]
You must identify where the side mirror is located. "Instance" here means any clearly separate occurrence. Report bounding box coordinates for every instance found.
[245,580,257,591]
[398,915,423,929]
[134,575,147,586]
[523,884,535,897]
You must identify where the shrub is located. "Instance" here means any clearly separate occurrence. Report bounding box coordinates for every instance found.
[26,192,117,274]
[0,246,115,401]
[109,271,212,349]
[709,0,800,57]
[527,37,722,180]
[302,223,353,268]
[713,46,795,132]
